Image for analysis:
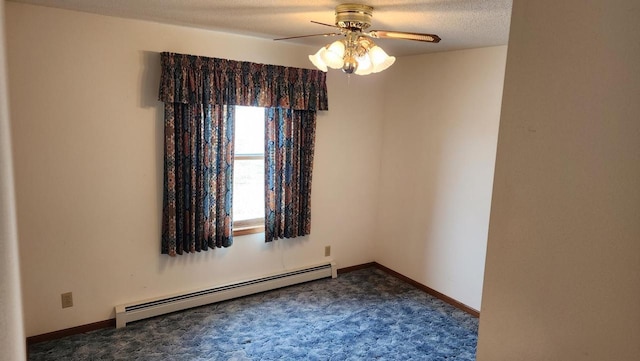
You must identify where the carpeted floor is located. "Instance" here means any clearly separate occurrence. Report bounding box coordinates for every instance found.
[29,268,478,360]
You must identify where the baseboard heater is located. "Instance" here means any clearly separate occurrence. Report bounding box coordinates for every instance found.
[115,261,337,328]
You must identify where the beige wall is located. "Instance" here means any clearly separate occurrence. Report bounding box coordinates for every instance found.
[477,0,640,360]
[0,1,26,359]
[6,2,384,336]
[375,46,507,311]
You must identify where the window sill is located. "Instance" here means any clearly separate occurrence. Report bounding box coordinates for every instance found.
[233,225,265,237]
[233,218,265,236]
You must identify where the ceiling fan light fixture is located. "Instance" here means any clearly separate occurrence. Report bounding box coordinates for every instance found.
[309,37,395,75]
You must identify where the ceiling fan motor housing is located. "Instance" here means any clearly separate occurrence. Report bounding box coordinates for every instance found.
[335,4,373,31]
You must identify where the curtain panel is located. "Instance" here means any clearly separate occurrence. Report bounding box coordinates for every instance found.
[159,52,327,255]
[265,108,316,242]
[161,103,234,256]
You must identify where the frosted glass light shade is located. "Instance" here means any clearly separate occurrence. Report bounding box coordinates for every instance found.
[320,41,346,69]
[368,45,396,73]
[308,48,328,72]
[372,55,395,73]
[368,45,388,64]
[354,53,373,75]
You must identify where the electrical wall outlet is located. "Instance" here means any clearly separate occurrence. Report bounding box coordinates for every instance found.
[61,292,73,308]
[324,246,331,257]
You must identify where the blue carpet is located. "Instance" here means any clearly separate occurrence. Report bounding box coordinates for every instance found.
[29,268,478,360]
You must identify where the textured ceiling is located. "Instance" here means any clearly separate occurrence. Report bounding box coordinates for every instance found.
[9,0,513,56]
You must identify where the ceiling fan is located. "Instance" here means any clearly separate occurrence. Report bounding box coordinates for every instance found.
[275,3,441,75]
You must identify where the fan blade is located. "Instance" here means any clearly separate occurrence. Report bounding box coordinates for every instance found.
[311,20,340,29]
[274,32,341,41]
[368,30,441,43]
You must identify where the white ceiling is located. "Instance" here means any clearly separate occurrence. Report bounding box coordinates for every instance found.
[9,0,513,56]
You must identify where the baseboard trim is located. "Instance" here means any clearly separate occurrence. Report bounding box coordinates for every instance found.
[372,262,480,318]
[337,262,376,274]
[26,319,115,346]
[27,262,478,345]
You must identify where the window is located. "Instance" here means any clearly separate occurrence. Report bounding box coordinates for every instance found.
[233,106,265,236]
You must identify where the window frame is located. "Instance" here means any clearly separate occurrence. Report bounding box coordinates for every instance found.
[232,108,266,237]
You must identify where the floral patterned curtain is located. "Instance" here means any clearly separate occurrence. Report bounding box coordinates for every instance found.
[265,108,316,242]
[159,52,327,255]
[161,103,234,256]
[158,53,328,110]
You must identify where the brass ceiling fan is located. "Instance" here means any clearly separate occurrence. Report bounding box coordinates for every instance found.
[275,3,441,75]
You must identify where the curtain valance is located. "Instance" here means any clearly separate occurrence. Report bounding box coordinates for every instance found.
[158,52,328,111]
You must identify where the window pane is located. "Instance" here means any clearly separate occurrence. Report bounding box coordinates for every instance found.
[233,159,264,221]
[235,106,265,155]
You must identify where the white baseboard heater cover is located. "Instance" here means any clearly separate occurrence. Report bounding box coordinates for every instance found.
[115,261,337,328]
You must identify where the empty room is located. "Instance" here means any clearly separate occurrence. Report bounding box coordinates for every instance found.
[1,1,638,360]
